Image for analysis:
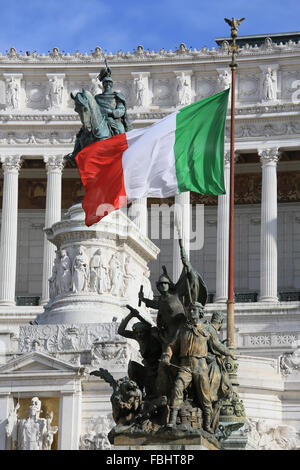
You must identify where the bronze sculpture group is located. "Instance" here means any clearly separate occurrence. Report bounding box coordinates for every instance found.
[91,241,241,443]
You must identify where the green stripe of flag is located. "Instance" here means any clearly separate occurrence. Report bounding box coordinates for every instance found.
[174,89,229,195]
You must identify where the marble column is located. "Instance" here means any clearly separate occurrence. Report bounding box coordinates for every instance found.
[258,148,280,302]
[215,151,231,302]
[41,155,64,305]
[173,192,190,282]
[130,198,148,236]
[0,155,22,305]
[58,390,81,450]
[0,393,11,450]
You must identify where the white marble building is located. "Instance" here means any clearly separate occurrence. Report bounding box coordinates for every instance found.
[0,33,300,449]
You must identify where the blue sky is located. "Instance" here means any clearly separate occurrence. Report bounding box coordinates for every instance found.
[1,0,300,54]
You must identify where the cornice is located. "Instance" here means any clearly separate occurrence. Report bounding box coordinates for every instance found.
[2,41,300,66]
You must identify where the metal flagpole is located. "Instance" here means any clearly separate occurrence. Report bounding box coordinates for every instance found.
[216,18,248,433]
[225,17,245,349]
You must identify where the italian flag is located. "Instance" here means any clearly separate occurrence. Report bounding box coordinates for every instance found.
[76,89,229,227]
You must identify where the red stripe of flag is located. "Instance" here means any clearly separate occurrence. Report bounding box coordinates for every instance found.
[75,134,128,226]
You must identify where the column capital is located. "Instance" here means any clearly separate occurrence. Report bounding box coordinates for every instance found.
[258,147,281,167]
[0,155,22,173]
[224,150,239,166]
[43,154,65,173]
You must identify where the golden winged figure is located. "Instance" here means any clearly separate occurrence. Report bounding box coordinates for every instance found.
[224,17,245,29]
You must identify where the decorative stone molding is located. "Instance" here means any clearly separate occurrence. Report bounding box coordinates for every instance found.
[242,332,299,348]
[17,323,139,371]
[19,323,120,354]
[1,40,300,64]
[0,130,76,145]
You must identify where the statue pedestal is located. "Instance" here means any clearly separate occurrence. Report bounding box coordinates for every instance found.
[112,431,221,450]
[114,435,220,451]
[37,203,159,324]
[221,434,258,450]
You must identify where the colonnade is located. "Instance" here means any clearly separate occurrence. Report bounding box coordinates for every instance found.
[0,147,281,305]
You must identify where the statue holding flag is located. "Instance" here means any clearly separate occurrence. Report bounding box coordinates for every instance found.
[138,240,208,346]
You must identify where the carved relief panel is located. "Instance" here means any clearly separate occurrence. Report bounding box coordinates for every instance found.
[114,79,133,108]
[195,74,217,100]
[47,244,146,303]
[25,80,48,110]
[281,70,300,101]
[238,72,260,103]
[152,76,174,107]
[66,79,90,109]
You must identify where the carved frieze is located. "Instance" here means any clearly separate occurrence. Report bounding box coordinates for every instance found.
[242,331,300,348]
[19,323,121,354]
[46,243,141,303]
[0,130,75,146]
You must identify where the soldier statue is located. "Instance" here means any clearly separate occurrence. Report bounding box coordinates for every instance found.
[117,305,162,398]
[161,302,235,433]
[94,61,132,136]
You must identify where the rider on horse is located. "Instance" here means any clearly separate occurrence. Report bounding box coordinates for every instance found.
[68,60,132,166]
